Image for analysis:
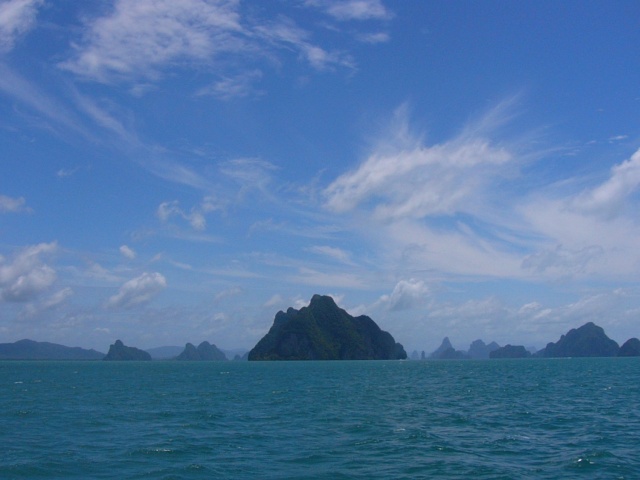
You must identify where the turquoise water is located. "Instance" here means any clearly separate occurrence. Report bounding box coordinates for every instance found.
[2,359,639,479]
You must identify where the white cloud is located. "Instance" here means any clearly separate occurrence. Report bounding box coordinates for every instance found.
[61,0,244,82]
[518,148,640,279]
[319,102,534,280]
[0,0,42,53]
[60,0,362,84]
[376,278,430,311]
[157,196,224,231]
[0,242,57,302]
[56,167,81,178]
[106,272,167,309]
[572,147,640,218]
[324,105,512,220]
[119,245,136,260]
[306,0,392,21]
[321,101,640,284]
[307,245,353,265]
[0,194,31,213]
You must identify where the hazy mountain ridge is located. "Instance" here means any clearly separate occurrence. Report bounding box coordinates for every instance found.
[0,339,104,360]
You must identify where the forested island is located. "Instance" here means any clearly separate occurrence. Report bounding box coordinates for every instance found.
[248,294,407,361]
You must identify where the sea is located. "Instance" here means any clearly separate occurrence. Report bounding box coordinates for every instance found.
[1,358,639,479]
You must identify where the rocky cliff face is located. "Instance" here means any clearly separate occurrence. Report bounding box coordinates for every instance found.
[538,322,619,357]
[248,295,407,361]
[103,340,152,361]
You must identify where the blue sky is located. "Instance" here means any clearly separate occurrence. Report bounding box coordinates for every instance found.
[1,0,639,353]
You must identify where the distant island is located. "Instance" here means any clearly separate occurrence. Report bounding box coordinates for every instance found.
[249,294,407,360]
[104,340,152,361]
[423,321,640,359]
[490,345,531,359]
[176,341,227,361]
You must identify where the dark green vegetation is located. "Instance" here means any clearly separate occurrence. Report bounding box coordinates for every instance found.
[537,322,621,358]
[0,339,104,360]
[103,340,151,361]
[618,338,640,357]
[248,294,407,361]
[176,341,227,361]
[490,345,531,359]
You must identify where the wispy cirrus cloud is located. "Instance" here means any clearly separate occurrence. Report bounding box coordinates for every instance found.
[253,16,354,71]
[322,100,640,283]
[106,272,167,309]
[196,69,264,100]
[0,0,42,53]
[60,0,370,85]
[307,245,354,265]
[60,0,244,83]
[571,147,640,218]
[324,103,514,220]
[0,64,93,140]
[519,146,640,279]
[306,0,392,21]
[22,287,73,318]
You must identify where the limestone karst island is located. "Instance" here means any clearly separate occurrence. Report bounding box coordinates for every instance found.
[248,294,407,361]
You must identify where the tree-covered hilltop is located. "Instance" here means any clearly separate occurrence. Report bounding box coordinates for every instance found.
[103,340,151,361]
[248,294,407,361]
[538,322,620,357]
[618,338,640,357]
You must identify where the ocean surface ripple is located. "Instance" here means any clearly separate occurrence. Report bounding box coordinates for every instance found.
[2,358,639,479]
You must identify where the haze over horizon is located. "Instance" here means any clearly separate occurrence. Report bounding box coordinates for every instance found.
[1,0,639,353]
